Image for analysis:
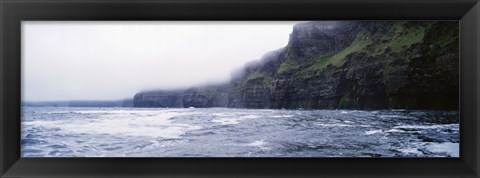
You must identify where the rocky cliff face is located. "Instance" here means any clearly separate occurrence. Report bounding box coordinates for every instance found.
[133,90,184,107]
[133,21,459,110]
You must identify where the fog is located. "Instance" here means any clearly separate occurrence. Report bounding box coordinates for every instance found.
[22,21,300,101]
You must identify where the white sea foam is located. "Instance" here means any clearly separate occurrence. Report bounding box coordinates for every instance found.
[425,142,459,157]
[21,107,459,157]
[211,118,241,125]
[212,113,231,117]
[211,115,260,125]
[66,109,183,114]
[24,110,200,138]
[43,111,74,114]
[379,115,414,119]
[270,115,294,118]
[393,124,458,130]
[365,130,383,135]
[315,123,352,127]
[245,140,266,147]
[399,142,459,157]
[385,129,405,133]
[244,140,269,150]
[241,115,261,119]
[399,147,423,155]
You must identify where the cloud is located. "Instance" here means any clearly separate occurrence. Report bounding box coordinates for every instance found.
[22,21,300,101]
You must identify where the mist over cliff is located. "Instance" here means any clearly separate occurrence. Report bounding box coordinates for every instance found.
[134,21,459,110]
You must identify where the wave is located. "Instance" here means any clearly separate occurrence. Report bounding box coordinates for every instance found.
[21,107,459,157]
[23,111,201,138]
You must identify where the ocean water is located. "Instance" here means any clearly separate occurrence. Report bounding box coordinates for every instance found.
[21,107,459,157]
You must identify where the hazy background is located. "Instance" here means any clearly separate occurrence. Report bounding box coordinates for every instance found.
[22,21,300,101]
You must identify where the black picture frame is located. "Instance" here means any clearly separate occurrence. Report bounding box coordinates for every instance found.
[1,0,479,177]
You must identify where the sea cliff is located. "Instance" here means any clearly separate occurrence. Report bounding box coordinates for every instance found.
[133,21,459,110]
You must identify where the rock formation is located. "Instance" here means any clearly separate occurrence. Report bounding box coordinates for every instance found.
[133,21,459,110]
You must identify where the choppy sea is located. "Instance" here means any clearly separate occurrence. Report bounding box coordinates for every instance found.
[21,107,459,157]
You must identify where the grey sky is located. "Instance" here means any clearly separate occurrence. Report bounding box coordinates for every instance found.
[22,21,300,101]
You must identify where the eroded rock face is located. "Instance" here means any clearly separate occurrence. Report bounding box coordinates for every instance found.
[133,21,459,110]
[183,89,210,108]
[133,91,184,107]
[287,21,361,59]
[228,78,272,109]
[133,86,230,108]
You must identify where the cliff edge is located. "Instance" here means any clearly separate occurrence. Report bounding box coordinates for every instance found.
[133,21,459,110]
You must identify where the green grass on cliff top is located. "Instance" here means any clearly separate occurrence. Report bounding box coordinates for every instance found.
[308,31,372,73]
[308,22,429,74]
[277,57,302,74]
[245,71,273,87]
[277,59,300,74]
[275,22,432,77]
[376,22,427,54]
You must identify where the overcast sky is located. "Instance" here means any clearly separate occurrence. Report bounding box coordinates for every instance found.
[22,21,300,101]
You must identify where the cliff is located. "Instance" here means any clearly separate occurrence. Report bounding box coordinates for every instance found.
[133,21,459,110]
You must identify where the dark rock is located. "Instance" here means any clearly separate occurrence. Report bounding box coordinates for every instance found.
[133,90,184,107]
[133,21,459,110]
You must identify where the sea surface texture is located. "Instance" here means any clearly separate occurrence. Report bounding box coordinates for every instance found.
[21,107,459,157]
